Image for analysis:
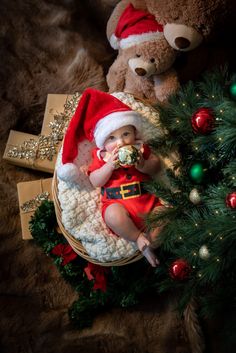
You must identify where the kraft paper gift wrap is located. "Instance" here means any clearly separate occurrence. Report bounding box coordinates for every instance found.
[41,93,71,135]
[3,130,58,173]
[17,178,52,239]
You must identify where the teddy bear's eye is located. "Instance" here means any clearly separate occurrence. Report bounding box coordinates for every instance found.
[136,54,141,58]
[150,58,155,63]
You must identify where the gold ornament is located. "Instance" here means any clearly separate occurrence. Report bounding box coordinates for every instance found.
[199,245,210,260]
[118,145,139,166]
[189,188,201,204]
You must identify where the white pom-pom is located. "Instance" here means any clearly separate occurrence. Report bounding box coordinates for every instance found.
[57,163,79,183]
[109,34,119,50]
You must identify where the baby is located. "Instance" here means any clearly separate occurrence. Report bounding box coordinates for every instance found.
[57,88,163,267]
[88,124,162,267]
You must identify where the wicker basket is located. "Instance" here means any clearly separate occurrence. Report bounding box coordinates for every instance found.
[52,173,143,267]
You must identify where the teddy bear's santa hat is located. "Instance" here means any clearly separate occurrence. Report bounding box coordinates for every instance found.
[57,88,142,183]
[110,3,164,50]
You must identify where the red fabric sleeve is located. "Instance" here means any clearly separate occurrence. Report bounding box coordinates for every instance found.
[87,148,104,175]
[142,144,151,159]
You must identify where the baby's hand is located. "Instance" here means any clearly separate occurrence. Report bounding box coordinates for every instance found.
[107,147,119,170]
[135,150,145,170]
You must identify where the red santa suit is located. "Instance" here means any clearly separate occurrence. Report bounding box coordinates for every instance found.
[88,144,162,230]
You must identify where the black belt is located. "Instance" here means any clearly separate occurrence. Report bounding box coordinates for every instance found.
[101,182,148,200]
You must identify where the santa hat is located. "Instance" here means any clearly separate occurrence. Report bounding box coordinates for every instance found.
[110,3,163,50]
[57,88,142,183]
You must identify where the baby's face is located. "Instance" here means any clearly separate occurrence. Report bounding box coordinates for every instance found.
[104,125,136,152]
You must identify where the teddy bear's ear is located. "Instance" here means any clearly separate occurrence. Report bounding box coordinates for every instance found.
[164,23,203,52]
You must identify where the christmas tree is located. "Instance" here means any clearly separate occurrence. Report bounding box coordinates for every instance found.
[146,67,236,350]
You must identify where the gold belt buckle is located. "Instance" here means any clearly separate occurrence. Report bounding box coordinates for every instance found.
[120,182,141,200]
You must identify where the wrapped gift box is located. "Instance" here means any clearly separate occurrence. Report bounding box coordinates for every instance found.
[41,93,71,135]
[3,130,58,174]
[17,178,52,239]
[3,93,81,174]
[41,93,81,136]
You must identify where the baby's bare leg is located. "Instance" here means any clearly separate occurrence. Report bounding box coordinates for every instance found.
[104,203,159,267]
[104,203,140,241]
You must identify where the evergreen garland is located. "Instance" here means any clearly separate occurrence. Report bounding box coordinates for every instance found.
[30,200,160,329]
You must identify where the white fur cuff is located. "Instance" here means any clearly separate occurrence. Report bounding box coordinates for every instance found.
[110,34,119,50]
[57,163,79,183]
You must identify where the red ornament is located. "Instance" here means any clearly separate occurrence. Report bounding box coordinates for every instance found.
[51,243,77,266]
[226,192,236,209]
[191,107,215,134]
[169,258,191,280]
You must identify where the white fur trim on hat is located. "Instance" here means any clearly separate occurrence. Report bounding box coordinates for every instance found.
[110,34,119,50]
[57,163,80,183]
[120,31,163,49]
[94,111,142,149]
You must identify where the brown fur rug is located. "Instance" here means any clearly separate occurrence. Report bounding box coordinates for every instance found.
[0,1,222,352]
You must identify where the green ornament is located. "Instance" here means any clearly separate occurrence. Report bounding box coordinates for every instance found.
[229,82,236,99]
[189,163,205,183]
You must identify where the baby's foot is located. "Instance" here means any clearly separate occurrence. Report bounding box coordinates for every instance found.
[136,232,150,251]
[136,232,159,267]
[142,246,160,267]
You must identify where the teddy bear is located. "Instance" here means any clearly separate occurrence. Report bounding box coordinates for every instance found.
[106,0,236,100]
[106,3,180,103]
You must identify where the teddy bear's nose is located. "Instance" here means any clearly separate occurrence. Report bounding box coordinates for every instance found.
[135,68,147,76]
[175,37,191,49]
